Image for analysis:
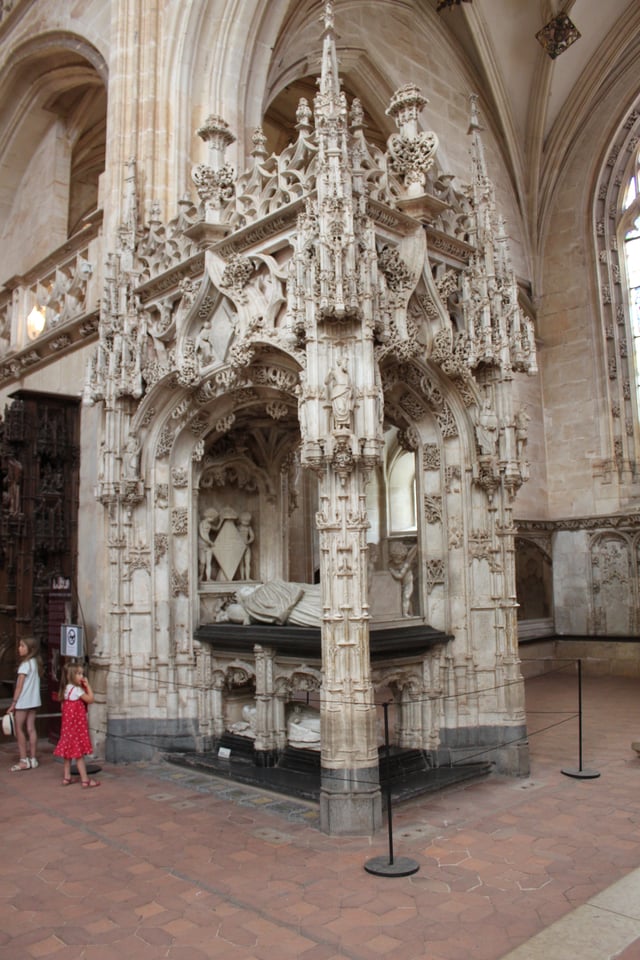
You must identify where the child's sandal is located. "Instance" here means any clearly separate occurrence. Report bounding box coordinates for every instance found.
[81,779,100,789]
[61,777,75,786]
[10,759,30,772]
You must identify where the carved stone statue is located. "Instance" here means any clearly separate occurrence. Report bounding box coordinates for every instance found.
[218,579,322,627]
[237,512,254,580]
[198,507,221,582]
[195,318,216,365]
[325,358,353,432]
[123,435,140,479]
[228,703,257,739]
[515,406,530,459]
[475,394,498,456]
[287,704,321,749]
[388,541,418,617]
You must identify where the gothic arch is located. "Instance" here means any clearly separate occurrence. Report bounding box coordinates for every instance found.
[592,97,640,474]
[0,32,107,277]
[515,537,552,624]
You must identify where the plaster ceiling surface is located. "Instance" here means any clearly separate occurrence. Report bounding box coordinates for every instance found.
[463,1,634,134]
[435,0,637,151]
[429,0,639,253]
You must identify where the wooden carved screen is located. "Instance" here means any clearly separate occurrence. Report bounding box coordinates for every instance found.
[0,392,80,729]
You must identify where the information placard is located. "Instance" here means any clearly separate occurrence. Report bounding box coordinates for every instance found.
[60,624,84,658]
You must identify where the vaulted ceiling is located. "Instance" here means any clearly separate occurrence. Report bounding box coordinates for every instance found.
[430,0,640,257]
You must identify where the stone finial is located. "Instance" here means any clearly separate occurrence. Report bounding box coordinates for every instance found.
[350,98,365,131]
[251,127,268,159]
[321,0,335,32]
[296,98,313,132]
[386,83,428,138]
[467,93,483,135]
[386,84,438,196]
[196,115,236,168]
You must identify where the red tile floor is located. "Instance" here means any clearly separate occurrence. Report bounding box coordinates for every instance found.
[2,670,640,959]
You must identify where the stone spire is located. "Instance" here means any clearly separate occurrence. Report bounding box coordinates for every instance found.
[292,0,384,835]
[463,95,537,376]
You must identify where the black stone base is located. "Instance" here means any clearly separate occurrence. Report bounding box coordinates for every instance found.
[165,744,490,806]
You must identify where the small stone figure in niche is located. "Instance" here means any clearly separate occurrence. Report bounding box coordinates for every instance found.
[195,319,216,366]
[475,392,498,456]
[388,541,418,617]
[237,512,254,580]
[287,704,321,749]
[228,703,257,739]
[325,357,353,432]
[515,406,530,459]
[123,435,140,479]
[198,507,221,582]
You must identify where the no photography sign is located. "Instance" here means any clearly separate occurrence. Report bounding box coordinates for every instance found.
[61,625,84,657]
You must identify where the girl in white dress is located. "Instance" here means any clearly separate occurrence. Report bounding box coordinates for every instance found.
[5,637,42,771]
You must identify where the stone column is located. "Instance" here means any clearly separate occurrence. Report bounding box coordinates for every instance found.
[316,455,382,836]
[253,644,278,766]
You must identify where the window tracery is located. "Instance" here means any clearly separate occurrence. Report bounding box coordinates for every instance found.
[593,105,640,474]
[620,146,640,414]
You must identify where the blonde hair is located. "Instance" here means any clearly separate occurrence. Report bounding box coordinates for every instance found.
[18,636,43,676]
[58,659,83,700]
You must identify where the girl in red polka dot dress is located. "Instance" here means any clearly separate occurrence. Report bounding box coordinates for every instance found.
[54,661,100,788]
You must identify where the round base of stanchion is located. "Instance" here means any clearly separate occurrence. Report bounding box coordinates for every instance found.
[55,757,102,776]
[561,767,600,779]
[72,762,101,776]
[364,856,420,877]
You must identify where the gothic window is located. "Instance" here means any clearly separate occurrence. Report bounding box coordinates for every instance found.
[366,426,418,543]
[388,448,417,534]
[621,149,640,411]
[593,107,640,469]
[365,426,421,620]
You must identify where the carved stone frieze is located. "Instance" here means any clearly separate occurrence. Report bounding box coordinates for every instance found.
[445,465,462,494]
[434,403,458,439]
[423,444,440,470]
[127,544,150,575]
[266,401,288,421]
[448,516,463,549]
[171,568,189,597]
[171,467,188,487]
[192,162,236,216]
[219,255,255,301]
[386,85,438,194]
[192,439,205,461]
[397,424,420,451]
[517,512,640,532]
[171,508,188,535]
[154,534,168,564]
[424,495,442,524]
[425,558,445,592]
[156,426,174,458]
[378,246,414,292]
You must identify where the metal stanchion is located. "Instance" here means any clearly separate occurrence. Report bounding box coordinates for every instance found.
[561,659,600,780]
[364,702,420,877]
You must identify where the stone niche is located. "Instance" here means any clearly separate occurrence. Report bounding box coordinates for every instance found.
[197,419,424,629]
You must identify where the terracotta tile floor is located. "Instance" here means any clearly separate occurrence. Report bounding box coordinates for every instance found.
[2,671,640,960]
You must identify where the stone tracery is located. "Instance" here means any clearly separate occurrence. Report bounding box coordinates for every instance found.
[82,0,538,835]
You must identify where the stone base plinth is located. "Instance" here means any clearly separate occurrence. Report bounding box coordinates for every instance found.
[320,765,382,836]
